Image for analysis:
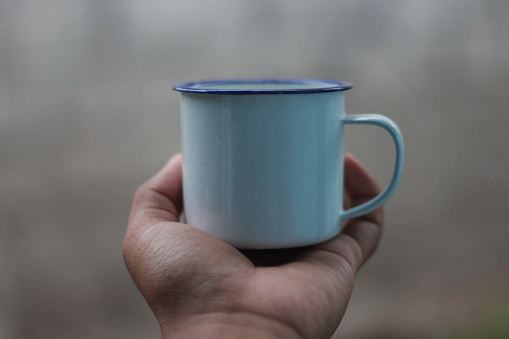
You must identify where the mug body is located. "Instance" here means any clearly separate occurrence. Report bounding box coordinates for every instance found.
[179,82,348,249]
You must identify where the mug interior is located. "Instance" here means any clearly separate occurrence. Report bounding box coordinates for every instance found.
[174,78,352,94]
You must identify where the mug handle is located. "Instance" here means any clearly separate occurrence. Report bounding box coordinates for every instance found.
[341,114,405,220]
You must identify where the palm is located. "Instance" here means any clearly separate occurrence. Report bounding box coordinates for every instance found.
[124,154,382,339]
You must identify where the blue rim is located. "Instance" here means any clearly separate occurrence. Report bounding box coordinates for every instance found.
[173,78,352,95]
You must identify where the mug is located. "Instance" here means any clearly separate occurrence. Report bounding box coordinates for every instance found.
[174,79,404,249]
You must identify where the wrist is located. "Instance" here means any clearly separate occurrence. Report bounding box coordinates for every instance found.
[160,312,303,339]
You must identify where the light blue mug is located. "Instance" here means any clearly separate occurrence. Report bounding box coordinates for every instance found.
[174,79,404,249]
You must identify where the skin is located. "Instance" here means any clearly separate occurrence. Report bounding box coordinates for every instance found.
[123,153,383,339]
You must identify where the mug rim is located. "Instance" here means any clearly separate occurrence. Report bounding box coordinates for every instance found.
[173,78,352,95]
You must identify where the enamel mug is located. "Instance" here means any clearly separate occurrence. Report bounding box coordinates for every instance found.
[174,79,404,249]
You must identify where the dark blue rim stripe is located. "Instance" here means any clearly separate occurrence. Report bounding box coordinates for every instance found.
[173,78,352,95]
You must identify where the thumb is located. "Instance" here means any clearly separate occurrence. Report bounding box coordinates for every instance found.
[128,153,183,235]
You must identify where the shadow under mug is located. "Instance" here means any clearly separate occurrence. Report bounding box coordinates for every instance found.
[174,79,404,249]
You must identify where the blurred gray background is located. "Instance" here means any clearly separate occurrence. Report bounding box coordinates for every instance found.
[1,1,509,338]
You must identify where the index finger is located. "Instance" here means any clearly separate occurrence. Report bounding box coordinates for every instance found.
[336,153,384,269]
[284,154,383,274]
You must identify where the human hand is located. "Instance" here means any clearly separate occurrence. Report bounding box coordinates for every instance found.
[123,153,383,339]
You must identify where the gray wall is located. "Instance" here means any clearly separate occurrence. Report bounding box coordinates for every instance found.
[1,1,508,338]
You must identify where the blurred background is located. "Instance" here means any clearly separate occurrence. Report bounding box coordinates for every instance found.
[1,0,508,338]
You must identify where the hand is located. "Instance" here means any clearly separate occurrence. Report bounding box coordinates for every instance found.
[123,153,383,339]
